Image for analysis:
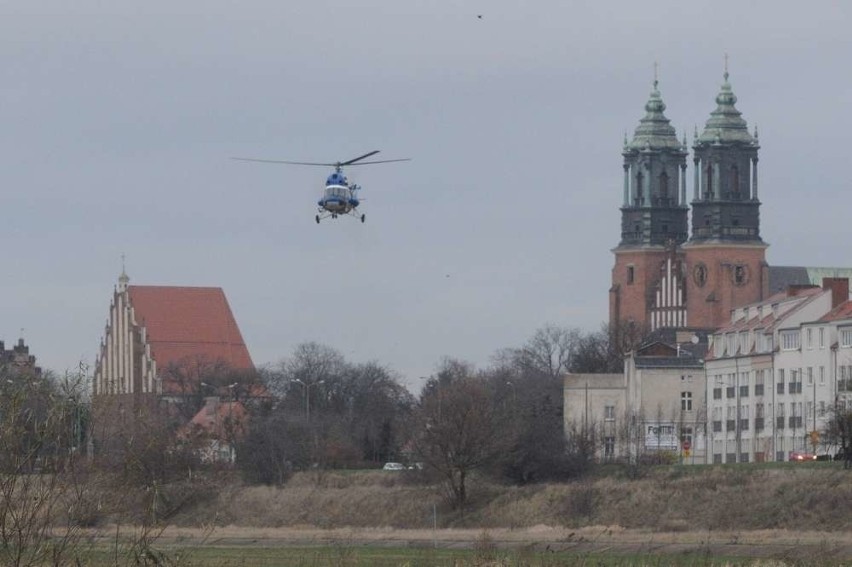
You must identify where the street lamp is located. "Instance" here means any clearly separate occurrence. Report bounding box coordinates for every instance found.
[420,376,441,421]
[291,379,324,422]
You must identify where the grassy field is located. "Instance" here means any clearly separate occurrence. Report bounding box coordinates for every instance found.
[60,462,852,565]
[78,542,814,567]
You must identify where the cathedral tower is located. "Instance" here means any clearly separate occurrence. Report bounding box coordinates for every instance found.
[610,78,689,331]
[682,69,768,328]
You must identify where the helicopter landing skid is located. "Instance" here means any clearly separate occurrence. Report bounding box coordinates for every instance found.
[315,210,365,224]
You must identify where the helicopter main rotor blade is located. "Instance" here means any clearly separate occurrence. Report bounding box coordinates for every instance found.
[345,158,412,166]
[340,150,381,166]
[230,157,337,166]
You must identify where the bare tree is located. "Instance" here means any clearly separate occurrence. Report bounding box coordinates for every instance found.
[511,325,580,379]
[571,322,647,374]
[0,365,93,566]
[414,362,503,509]
[825,404,852,469]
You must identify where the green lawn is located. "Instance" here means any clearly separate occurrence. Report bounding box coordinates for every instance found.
[77,544,786,566]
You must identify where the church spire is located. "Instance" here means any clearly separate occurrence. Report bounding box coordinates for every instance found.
[118,254,129,293]
[689,60,761,243]
[618,71,688,248]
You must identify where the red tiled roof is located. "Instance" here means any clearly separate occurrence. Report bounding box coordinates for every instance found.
[819,300,852,323]
[128,286,254,372]
[184,399,249,440]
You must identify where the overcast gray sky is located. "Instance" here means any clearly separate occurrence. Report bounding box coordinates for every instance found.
[2,1,851,389]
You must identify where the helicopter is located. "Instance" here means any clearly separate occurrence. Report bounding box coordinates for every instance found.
[231,150,410,223]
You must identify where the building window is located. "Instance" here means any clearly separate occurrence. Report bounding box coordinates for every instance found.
[819,327,825,349]
[781,330,800,351]
[807,367,813,386]
[819,366,825,385]
[731,165,740,195]
[713,388,722,400]
[706,164,713,197]
[694,263,708,287]
[841,328,852,347]
[635,172,644,204]
[726,334,736,356]
[627,265,634,284]
[806,328,813,349]
[681,391,693,411]
[604,436,615,459]
[604,405,615,421]
[789,369,802,394]
[739,332,749,354]
[733,265,747,286]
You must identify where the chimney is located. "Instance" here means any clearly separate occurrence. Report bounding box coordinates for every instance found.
[822,278,849,308]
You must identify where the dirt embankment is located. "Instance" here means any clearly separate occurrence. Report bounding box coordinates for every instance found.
[167,465,852,534]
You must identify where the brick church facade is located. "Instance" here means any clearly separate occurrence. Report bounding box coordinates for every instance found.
[91,270,256,457]
[610,71,768,333]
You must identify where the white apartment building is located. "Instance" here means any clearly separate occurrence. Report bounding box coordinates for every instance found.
[705,279,849,463]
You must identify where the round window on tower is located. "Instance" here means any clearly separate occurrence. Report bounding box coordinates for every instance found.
[693,263,708,287]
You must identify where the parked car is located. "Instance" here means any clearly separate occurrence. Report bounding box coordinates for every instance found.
[833,449,851,462]
[788,451,817,462]
[382,462,405,471]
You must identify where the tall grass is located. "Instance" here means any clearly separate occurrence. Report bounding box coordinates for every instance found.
[163,464,852,533]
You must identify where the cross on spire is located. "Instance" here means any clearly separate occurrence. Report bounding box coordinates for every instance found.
[724,53,729,82]
[653,61,659,89]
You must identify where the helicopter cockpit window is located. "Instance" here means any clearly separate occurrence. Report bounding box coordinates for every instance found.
[326,187,348,199]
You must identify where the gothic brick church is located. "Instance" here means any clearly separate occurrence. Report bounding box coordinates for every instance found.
[610,70,769,332]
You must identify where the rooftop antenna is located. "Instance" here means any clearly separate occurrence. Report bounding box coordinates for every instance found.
[653,60,659,89]
[724,53,729,82]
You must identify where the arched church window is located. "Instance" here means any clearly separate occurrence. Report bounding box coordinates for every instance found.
[635,172,644,205]
[705,164,713,198]
[731,166,740,197]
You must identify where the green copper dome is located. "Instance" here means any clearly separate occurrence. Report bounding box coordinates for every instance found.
[626,80,683,151]
[697,72,756,145]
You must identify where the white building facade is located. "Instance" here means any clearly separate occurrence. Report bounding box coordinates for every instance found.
[705,279,849,463]
[564,329,709,464]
